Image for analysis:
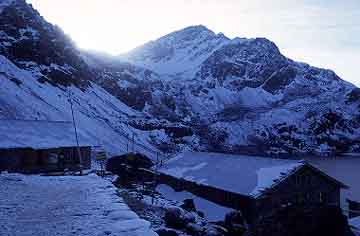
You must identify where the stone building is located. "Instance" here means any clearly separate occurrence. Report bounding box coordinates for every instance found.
[157,152,348,224]
[0,120,92,173]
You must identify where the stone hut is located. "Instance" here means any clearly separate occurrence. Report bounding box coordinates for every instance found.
[0,120,92,173]
[158,152,348,224]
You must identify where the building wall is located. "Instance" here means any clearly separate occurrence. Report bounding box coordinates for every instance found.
[0,146,91,173]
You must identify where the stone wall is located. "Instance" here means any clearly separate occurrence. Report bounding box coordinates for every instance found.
[0,146,91,173]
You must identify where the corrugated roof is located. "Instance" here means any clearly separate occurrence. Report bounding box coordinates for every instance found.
[0,120,92,149]
[159,152,306,198]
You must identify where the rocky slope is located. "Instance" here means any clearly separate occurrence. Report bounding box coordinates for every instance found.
[1,0,360,156]
[120,25,360,155]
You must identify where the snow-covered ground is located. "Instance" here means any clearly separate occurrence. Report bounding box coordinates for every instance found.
[0,173,157,236]
[156,184,233,221]
[350,216,360,236]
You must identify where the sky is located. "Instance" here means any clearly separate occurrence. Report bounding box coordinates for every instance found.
[26,0,360,86]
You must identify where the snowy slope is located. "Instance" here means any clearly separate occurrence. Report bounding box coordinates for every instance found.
[0,1,166,158]
[1,0,360,156]
[0,53,159,158]
[0,173,157,236]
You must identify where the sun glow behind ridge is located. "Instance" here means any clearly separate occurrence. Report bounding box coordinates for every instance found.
[26,0,360,86]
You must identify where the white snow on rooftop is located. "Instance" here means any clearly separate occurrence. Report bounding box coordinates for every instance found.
[159,152,304,198]
[0,120,94,149]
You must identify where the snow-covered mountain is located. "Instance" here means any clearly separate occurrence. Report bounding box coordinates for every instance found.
[0,0,167,158]
[1,0,360,156]
[123,25,230,77]
[121,24,360,155]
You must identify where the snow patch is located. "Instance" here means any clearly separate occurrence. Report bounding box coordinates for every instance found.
[250,162,303,197]
[156,184,233,221]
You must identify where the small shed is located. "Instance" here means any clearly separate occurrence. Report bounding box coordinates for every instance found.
[0,120,92,173]
[158,152,348,224]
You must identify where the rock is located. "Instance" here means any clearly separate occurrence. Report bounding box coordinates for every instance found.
[263,66,297,94]
[183,212,197,224]
[224,211,247,235]
[156,229,179,236]
[197,211,205,218]
[186,222,204,235]
[203,224,228,236]
[164,207,187,229]
[224,211,246,228]
[180,199,197,212]
[106,153,154,174]
[346,88,360,103]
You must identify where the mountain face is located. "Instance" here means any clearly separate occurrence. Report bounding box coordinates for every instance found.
[124,25,230,77]
[121,25,360,155]
[1,0,360,156]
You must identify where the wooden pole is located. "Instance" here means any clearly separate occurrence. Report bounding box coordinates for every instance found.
[68,91,83,175]
[132,133,135,153]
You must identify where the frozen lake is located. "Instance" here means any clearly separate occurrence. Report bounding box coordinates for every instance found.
[305,156,360,208]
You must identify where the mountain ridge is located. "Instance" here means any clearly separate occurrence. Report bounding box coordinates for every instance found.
[1,1,359,156]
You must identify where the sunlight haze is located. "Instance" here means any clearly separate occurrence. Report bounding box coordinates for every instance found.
[26,0,360,86]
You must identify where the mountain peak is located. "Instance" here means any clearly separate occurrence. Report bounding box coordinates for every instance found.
[156,25,224,44]
[123,25,230,74]
[176,25,214,34]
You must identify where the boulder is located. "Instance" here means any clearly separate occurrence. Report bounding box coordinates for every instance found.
[197,211,205,218]
[164,207,187,229]
[183,212,197,224]
[203,224,228,236]
[224,211,246,228]
[224,211,247,235]
[156,229,179,236]
[186,223,204,235]
[106,153,154,175]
